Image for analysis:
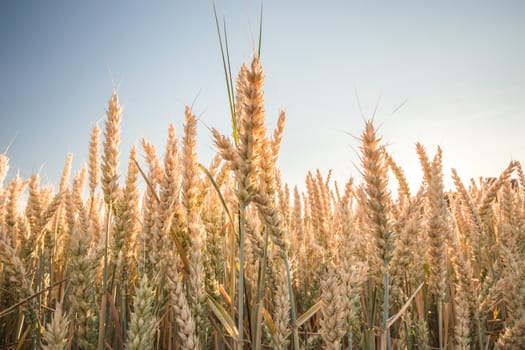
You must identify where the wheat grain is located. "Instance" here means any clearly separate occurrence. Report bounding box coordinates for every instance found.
[126,275,157,350]
[42,301,69,350]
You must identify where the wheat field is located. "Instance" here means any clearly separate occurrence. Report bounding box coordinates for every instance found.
[0,57,524,350]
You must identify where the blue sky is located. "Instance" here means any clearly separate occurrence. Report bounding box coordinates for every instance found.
[1,0,524,191]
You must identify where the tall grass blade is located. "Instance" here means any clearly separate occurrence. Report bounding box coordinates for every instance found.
[199,163,236,235]
[213,3,238,145]
[257,3,263,59]
[296,300,323,327]
[208,294,240,339]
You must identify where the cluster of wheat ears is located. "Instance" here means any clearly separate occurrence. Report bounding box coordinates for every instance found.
[0,57,524,350]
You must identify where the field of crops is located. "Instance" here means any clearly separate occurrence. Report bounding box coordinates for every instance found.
[1,57,524,349]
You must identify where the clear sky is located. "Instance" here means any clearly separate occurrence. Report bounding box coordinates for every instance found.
[1,0,524,191]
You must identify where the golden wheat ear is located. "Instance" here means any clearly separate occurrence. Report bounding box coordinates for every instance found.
[41,300,69,350]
